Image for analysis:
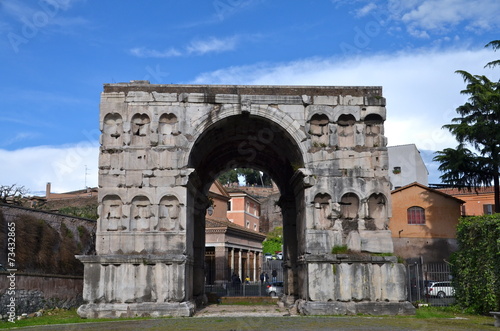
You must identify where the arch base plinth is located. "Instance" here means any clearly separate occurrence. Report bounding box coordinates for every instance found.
[77,302,196,319]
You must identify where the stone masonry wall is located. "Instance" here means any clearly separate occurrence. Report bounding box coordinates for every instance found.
[0,272,83,315]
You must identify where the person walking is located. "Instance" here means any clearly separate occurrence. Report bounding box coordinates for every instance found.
[272,269,277,283]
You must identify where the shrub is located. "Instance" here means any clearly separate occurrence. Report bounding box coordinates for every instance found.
[450,214,500,314]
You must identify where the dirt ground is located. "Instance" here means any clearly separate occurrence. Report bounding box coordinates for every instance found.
[8,305,497,331]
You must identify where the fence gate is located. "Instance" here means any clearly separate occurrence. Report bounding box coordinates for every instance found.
[204,260,284,298]
[406,260,455,306]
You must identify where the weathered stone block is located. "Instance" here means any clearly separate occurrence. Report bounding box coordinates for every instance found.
[314,95,338,105]
[241,94,302,105]
[215,94,239,103]
[359,230,393,253]
[126,91,154,103]
[364,96,386,106]
[151,92,177,102]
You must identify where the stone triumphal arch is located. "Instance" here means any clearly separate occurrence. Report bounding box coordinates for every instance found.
[77,82,415,318]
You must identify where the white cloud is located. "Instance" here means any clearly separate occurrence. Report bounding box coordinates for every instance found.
[130,36,238,58]
[186,36,237,55]
[389,0,500,37]
[0,132,40,148]
[1,0,86,27]
[129,47,182,58]
[355,3,377,17]
[0,143,98,194]
[191,47,499,154]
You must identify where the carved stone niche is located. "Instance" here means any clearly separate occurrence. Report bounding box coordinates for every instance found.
[337,114,356,148]
[340,193,359,219]
[309,113,330,147]
[314,193,332,229]
[157,195,181,231]
[364,114,384,147]
[158,113,179,146]
[101,195,124,231]
[367,193,387,230]
[131,113,151,146]
[130,195,153,231]
[103,113,123,147]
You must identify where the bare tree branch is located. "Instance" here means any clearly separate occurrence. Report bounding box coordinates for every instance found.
[0,184,30,204]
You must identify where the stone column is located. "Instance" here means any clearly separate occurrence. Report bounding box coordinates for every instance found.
[252,251,257,282]
[214,246,227,284]
[230,247,234,274]
[238,249,243,281]
[280,193,299,301]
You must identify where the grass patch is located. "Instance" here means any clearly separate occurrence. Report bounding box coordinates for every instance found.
[0,308,160,329]
[416,306,455,319]
[331,245,348,254]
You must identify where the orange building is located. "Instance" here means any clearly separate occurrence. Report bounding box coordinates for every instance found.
[435,186,495,216]
[389,182,464,263]
[205,182,265,285]
[226,189,261,232]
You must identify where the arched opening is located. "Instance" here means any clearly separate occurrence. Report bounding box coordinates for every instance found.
[131,113,151,146]
[364,114,383,148]
[187,114,305,302]
[309,113,330,147]
[367,193,387,230]
[337,114,356,148]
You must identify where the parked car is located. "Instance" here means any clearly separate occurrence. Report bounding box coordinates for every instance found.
[264,253,273,260]
[425,281,455,298]
[266,281,284,297]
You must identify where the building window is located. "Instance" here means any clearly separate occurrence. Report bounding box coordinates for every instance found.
[483,204,495,215]
[227,201,231,211]
[407,206,425,225]
[253,224,257,231]
[246,221,250,228]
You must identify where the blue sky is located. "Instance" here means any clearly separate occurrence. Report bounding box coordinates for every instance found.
[0,0,499,194]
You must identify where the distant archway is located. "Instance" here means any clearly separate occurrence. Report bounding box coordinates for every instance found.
[187,113,305,300]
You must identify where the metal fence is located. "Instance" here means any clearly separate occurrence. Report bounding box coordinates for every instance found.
[205,259,456,305]
[204,260,284,297]
[407,261,455,306]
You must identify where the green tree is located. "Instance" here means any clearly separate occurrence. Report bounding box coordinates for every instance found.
[262,226,282,254]
[218,168,272,186]
[485,40,500,68]
[434,40,500,212]
[218,169,239,185]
